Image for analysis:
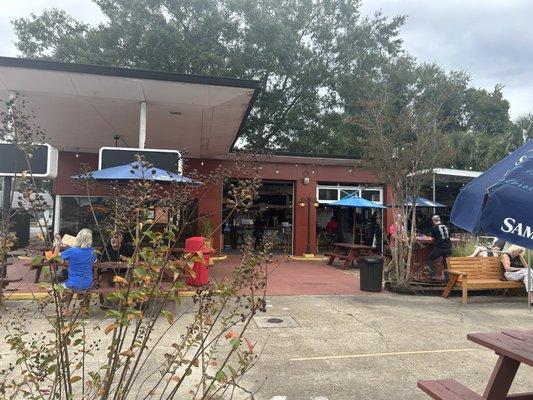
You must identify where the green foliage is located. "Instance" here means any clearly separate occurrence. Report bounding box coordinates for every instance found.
[12,0,404,154]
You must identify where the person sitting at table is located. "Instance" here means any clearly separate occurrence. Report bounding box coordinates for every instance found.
[324,217,340,246]
[53,229,96,314]
[501,245,532,302]
[100,232,134,262]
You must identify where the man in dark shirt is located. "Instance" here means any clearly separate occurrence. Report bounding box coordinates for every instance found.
[427,215,453,280]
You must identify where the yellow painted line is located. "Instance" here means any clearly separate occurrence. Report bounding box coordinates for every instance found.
[290,348,476,362]
[289,255,328,262]
[3,290,197,301]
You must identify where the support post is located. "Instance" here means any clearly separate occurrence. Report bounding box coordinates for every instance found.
[53,195,61,235]
[2,177,12,212]
[432,172,436,215]
[139,101,147,149]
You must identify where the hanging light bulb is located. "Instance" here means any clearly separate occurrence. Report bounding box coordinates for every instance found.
[200,160,204,166]
[276,167,279,174]
[349,167,353,173]
[312,168,315,174]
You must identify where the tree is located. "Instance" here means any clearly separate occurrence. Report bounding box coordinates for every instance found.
[351,57,457,284]
[12,0,405,152]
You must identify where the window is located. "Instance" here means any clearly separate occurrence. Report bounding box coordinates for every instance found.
[362,189,382,204]
[340,189,360,199]
[317,185,383,204]
[318,188,339,202]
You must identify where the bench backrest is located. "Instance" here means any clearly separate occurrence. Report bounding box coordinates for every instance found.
[448,257,504,281]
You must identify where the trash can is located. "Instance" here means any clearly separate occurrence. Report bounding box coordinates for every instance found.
[185,236,211,287]
[12,211,31,247]
[359,256,384,292]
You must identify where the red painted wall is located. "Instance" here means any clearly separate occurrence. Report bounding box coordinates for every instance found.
[53,152,387,255]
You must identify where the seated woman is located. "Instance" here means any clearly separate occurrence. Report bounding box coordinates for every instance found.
[53,229,96,314]
[501,245,531,302]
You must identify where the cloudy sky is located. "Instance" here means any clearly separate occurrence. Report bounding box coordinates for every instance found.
[1,0,531,118]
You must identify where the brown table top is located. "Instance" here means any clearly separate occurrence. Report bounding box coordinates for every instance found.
[467,330,533,367]
[332,243,372,250]
[93,261,131,270]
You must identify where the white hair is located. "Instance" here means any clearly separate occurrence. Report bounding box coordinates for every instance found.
[508,244,525,254]
[75,228,93,248]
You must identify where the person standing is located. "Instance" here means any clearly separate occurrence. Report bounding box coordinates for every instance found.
[253,214,265,250]
[427,215,453,280]
[384,213,406,280]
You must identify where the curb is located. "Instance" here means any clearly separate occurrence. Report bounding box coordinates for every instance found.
[3,290,197,301]
[289,255,328,262]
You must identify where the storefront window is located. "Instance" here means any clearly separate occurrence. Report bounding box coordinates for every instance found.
[60,196,107,240]
[340,189,360,199]
[362,189,382,203]
[318,188,339,202]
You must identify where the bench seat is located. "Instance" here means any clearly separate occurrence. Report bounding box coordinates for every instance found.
[443,257,524,304]
[324,252,351,260]
[418,379,484,400]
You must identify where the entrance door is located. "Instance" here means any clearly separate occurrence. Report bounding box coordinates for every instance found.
[222,180,294,253]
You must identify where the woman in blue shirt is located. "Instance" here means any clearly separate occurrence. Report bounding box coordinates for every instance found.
[53,229,96,314]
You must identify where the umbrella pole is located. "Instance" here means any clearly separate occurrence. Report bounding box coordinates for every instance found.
[519,248,532,311]
[352,212,356,245]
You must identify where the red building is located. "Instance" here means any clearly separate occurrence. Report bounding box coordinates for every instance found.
[0,57,391,255]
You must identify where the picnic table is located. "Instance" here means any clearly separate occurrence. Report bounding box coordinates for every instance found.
[324,243,373,269]
[418,329,533,399]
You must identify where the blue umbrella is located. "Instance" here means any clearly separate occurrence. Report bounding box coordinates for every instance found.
[387,197,447,208]
[71,161,195,183]
[331,195,386,209]
[406,197,447,208]
[451,140,533,248]
[330,195,385,245]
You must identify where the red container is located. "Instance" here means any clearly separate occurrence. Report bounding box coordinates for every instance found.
[185,236,211,287]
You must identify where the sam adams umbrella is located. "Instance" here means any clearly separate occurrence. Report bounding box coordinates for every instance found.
[450,140,533,248]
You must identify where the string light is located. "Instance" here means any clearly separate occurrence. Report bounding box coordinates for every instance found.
[200,160,204,166]
[311,168,315,174]
[275,167,279,174]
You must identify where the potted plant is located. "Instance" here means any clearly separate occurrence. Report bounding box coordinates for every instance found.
[199,216,215,251]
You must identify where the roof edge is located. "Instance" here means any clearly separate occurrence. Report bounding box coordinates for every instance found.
[0,56,262,90]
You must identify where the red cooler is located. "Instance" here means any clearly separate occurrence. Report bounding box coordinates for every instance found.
[185,236,211,286]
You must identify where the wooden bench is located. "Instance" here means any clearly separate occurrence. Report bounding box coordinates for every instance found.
[442,257,523,304]
[418,379,483,400]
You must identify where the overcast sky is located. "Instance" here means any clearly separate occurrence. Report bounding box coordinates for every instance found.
[1,0,531,118]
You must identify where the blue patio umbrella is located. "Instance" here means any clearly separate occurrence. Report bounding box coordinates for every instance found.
[330,195,385,245]
[405,197,447,208]
[387,197,447,208]
[71,161,195,183]
[450,140,533,248]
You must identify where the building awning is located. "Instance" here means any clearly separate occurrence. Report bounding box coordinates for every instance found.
[0,57,261,158]
[409,167,482,184]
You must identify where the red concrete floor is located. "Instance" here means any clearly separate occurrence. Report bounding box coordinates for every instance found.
[3,254,364,296]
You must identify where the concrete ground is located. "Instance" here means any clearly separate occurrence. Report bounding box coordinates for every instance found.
[2,293,533,399]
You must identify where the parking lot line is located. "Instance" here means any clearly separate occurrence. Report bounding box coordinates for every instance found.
[290,348,476,362]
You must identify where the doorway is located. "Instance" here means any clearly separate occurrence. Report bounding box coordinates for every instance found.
[222,180,294,253]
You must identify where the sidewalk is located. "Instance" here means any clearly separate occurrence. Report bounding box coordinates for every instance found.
[3,253,364,297]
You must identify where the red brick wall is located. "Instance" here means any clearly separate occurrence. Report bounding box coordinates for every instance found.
[53,152,387,255]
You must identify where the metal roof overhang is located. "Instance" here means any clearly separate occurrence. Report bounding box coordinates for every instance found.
[0,57,261,157]
[409,167,482,183]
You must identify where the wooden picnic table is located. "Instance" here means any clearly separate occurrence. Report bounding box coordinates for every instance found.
[468,329,533,399]
[324,242,373,269]
[418,329,533,400]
